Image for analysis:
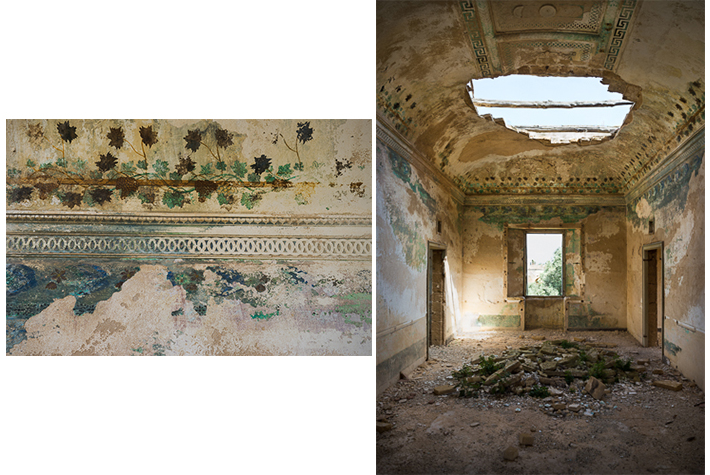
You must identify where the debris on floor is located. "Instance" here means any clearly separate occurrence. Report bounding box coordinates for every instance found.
[377,331,704,474]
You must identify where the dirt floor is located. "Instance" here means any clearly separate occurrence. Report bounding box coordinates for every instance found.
[376,330,705,474]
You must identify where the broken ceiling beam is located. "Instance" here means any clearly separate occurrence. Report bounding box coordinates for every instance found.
[472,99,634,109]
[513,125,619,133]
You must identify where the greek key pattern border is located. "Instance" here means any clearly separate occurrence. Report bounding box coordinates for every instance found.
[604,0,637,70]
[6,234,372,260]
[5,211,371,227]
[460,1,493,77]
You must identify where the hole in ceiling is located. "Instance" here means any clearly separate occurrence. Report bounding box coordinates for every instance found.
[468,75,635,144]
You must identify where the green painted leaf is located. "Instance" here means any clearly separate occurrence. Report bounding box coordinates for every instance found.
[137,159,148,170]
[153,160,169,177]
[121,161,136,173]
[247,173,260,183]
[277,163,292,177]
[231,161,247,178]
[200,163,213,175]
[162,189,187,209]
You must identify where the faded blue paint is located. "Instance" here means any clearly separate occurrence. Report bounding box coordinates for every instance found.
[627,152,703,228]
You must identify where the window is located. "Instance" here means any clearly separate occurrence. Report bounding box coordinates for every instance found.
[526,233,563,296]
[468,75,634,144]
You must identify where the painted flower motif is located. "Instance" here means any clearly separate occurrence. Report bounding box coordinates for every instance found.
[9,186,33,203]
[296,121,314,145]
[107,127,125,149]
[215,128,234,148]
[184,129,202,152]
[251,154,272,175]
[115,176,140,198]
[50,269,66,283]
[140,125,158,147]
[57,121,78,143]
[34,181,59,199]
[96,152,119,172]
[90,187,113,205]
[194,180,218,202]
[27,123,44,145]
[175,156,196,175]
[61,191,84,209]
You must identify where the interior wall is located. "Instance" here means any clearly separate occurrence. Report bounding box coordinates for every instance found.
[626,129,704,389]
[461,204,627,332]
[6,119,372,356]
[376,124,463,394]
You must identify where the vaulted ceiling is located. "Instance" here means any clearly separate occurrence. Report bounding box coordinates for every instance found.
[376,0,704,195]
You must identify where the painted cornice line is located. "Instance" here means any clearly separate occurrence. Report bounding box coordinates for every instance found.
[376,115,465,205]
[6,211,371,227]
[625,126,705,204]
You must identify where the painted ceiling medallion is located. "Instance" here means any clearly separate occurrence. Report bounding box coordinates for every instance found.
[539,4,557,17]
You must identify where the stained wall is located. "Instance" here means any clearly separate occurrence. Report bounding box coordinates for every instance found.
[376,125,464,394]
[461,204,627,332]
[626,130,705,389]
[6,119,372,356]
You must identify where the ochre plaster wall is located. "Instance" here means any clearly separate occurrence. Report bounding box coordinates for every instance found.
[461,205,627,332]
[376,129,463,394]
[626,131,704,389]
[6,119,372,356]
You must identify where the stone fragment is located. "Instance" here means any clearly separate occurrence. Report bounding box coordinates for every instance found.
[522,363,537,373]
[587,350,600,362]
[470,422,481,428]
[552,402,566,410]
[519,433,534,446]
[465,376,482,384]
[653,369,664,375]
[568,404,581,412]
[652,380,683,391]
[541,361,557,372]
[630,365,647,373]
[505,360,522,373]
[636,359,650,365]
[433,384,456,395]
[503,372,524,388]
[531,335,546,341]
[548,387,563,396]
[377,422,393,433]
[503,446,519,461]
[567,369,587,378]
[558,355,578,367]
[573,337,586,342]
[585,376,606,400]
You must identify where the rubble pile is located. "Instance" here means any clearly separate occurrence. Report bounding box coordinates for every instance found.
[444,338,654,403]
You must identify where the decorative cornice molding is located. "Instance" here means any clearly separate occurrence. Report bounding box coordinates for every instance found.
[5,211,371,227]
[6,234,372,261]
[465,193,626,207]
[625,126,705,204]
[376,116,465,205]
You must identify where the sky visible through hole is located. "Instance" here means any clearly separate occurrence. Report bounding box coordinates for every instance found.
[472,75,633,128]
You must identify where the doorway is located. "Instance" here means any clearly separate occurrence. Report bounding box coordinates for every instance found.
[643,243,664,352]
[427,246,446,350]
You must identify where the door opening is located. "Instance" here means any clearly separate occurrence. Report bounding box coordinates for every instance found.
[428,248,446,349]
[643,244,664,353]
